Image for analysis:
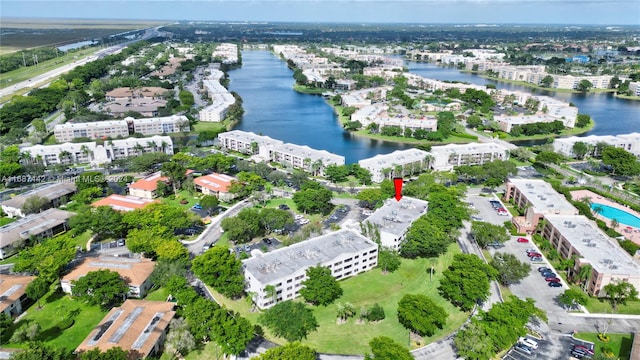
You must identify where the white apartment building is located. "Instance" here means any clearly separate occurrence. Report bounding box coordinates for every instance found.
[553,133,640,158]
[553,74,612,90]
[542,214,640,297]
[217,130,284,160]
[429,143,510,171]
[494,96,577,133]
[629,82,640,96]
[243,229,378,309]
[21,136,173,167]
[361,197,429,250]
[269,143,345,176]
[350,103,438,133]
[358,149,432,183]
[212,43,238,64]
[54,115,188,143]
[199,69,236,122]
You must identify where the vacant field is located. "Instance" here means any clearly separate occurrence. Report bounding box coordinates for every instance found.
[0,18,167,53]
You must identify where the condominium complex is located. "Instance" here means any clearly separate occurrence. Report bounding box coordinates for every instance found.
[243,229,378,309]
[504,179,579,234]
[193,173,236,201]
[217,130,344,175]
[20,136,173,167]
[350,103,438,133]
[199,69,236,122]
[553,133,640,158]
[542,214,640,297]
[102,98,168,118]
[128,172,170,199]
[76,300,175,359]
[212,43,239,64]
[358,149,432,183]
[0,209,73,259]
[0,183,77,218]
[92,194,158,212]
[429,143,511,171]
[54,115,188,143]
[494,96,578,132]
[0,275,35,316]
[61,256,156,298]
[105,87,169,101]
[361,197,429,250]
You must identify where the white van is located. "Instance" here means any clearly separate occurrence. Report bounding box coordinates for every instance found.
[518,337,538,350]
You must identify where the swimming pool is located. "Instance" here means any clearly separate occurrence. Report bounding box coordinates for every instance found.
[591,203,640,228]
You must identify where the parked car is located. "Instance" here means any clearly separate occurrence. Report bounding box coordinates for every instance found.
[526,248,538,253]
[527,252,542,258]
[548,281,563,287]
[518,337,538,350]
[572,345,594,355]
[243,245,251,252]
[202,243,211,251]
[262,238,273,244]
[545,277,561,282]
[278,204,290,210]
[514,343,533,355]
[193,203,202,210]
[530,257,543,262]
[538,266,551,272]
[471,215,483,221]
[517,237,529,243]
[117,238,126,247]
[542,272,557,278]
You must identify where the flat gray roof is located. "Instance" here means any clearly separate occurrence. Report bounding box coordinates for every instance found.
[508,178,577,215]
[0,182,77,210]
[0,208,72,247]
[363,196,429,236]
[243,229,377,284]
[359,149,430,169]
[546,214,640,275]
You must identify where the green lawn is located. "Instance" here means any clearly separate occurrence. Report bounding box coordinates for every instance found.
[574,332,634,359]
[208,244,466,354]
[72,230,93,250]
[146,287,171,302]
[2,290,106,351]
[264,198,298,212]
[192,121,227,133]
[583,297,640,315]
[353,130,475,145]
[161,190,201,209]
[0,217,16,226]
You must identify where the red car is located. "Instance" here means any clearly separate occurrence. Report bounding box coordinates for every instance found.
[517,237,529,243]
[527,252,542,258]
[545,277,561,282]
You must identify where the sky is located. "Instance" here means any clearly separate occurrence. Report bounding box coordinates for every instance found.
[1,0,639,25]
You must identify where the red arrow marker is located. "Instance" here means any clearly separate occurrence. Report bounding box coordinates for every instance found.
[393,177,403,201]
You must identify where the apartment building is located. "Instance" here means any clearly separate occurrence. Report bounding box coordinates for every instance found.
[54,115,188,142]
[21,136,173,167]
[193,173,236,201]
[76,300,175,359]
[92,194,158,212]
[553,133,640,158]
[61,256,156,298]
[0,209,73,259]
[340,87,391,109]
[629,82,640,97]
[269,143,345,176]
[429,143,510,171]
[361,197,429,250]
[102,98,168,118]
[243,229,378,309]
[212,43,239,64]
[105,87,169,101]
[199,69,236,122]
[0,183,76,218]
[0,275,35,316]
[217,130,284,160]
[541,214,640,297]
[358,149,432,183]
[351,103,438,133]
[504,179,579,234]
[128,172,170,199]
[494,96,578,133]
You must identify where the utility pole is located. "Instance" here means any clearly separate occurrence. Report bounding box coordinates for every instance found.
[22,52,26,67]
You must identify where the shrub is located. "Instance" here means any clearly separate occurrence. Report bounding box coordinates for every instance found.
[180,199,188,205]
[57,318,74,330]
[598,333,610,342]
[367,303,386,322]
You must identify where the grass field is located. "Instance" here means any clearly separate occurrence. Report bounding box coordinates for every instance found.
[0,217,16,226]
[192,121,228,133]
[574,332,634,359]
[208,244,466,354]
[2,290,106,351]
[353,130,476,145]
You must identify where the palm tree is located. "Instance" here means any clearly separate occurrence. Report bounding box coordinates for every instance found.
[265,285,277,304]
[578,264,593,290]
[382,167,392,180]
[80,145,92,162]
[160,140,169,153]
[133,143,145,156]
[424,154,434,170]
[147,141,158,152]
[311,160,323,176]
[610,218,619,232]
[592,205,603,219]
[59,150,72,165]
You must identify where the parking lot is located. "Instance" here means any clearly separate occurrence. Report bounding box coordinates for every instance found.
[234,237,282,256]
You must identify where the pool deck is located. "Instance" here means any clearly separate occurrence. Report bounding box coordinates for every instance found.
[571,189,640,246]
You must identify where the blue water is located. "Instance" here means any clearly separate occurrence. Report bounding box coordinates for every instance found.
[591,203,640,228]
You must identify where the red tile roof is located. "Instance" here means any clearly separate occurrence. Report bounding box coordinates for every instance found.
[128,172,169,192]
[92,194,158,212]
[193,173,236,193]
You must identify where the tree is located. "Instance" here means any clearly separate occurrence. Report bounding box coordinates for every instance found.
[9,341,72,360]
[162,161,186,194]
[21,195,50,215]
[25,277,49,309]
[71,269,128,308]
[191,246,245,299]
[78,347,129,360]
[603,280,638,311]
[558,288,589,310]
[454,320,495,360]
[378,249,401,273]
[540,75,554,88]
[12,234,76,284]
[293,181,333,214]
[258,301,319,342]
[470,221,510,248]
[401,217,450,258]
[300,266,342,306]
[536,150,564,165]
[155,240,190,262]
[365,336,413,360]
[490,252,531,286]
[165,318,196,358]
[572,141,590,160]
[397,294,447,337]
[254,342,317,360]
[199,195,219,215]
[601,147,640,176]
[10,321,40,343]
[438,254,497,311]
[367,303,386,321]
[576,79,593,92]
[336,302,356,322]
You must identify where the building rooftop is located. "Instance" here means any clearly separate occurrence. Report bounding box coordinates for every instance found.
[128,172,169,192]
[62,256,155,288]
[76,299,175,358]
[271,143,345,164]
[429,142,509,155]
[508,178,577,215]
[0,182,77,210]
[243,229,377,284]
[359,149,430,168]
[193,173,236,193]
[545,215,640,275]
[0,208,73,248]
[0,274,35,313]
[92,194,158,212]
[363,197,429,236]
[105,87,169,99]
[218,130,284,148]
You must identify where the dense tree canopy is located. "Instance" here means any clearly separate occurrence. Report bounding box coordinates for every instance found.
[490,252,531,286]
[601,147,640,176]
[254,342,317,360]
[258,301,319,342]
[365,336,413,360]
[300,266,343,306]
[71,269,128,308]
[293,181,334,214]
[470,221,510,248]
[438,254,497,311]
[397,294,447,337]
[191,246,245,299]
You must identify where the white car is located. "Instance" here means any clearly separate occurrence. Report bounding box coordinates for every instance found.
[518,337,538,350]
